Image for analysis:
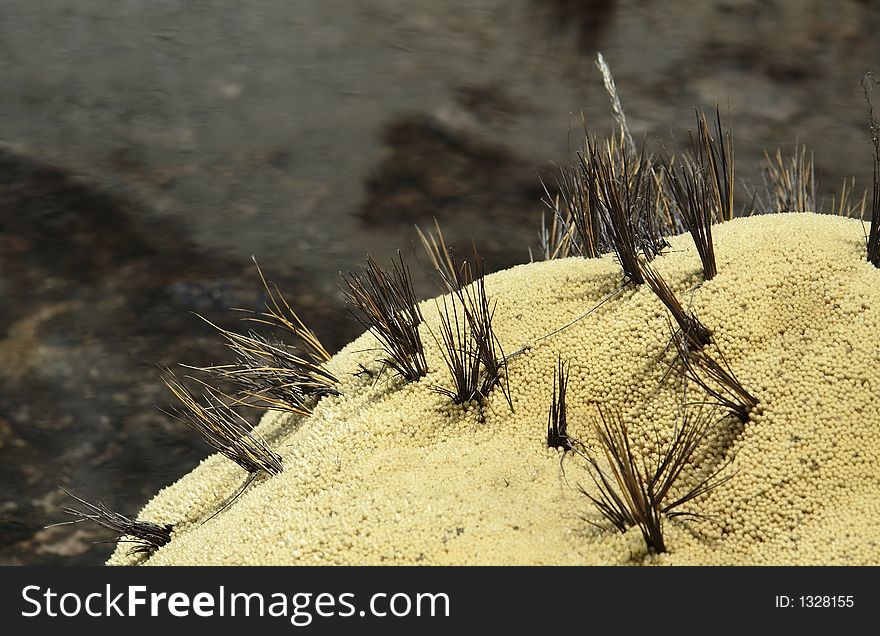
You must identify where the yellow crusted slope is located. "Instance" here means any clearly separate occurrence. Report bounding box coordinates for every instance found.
[109,213,880,566]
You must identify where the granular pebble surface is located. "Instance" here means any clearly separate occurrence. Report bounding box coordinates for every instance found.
[109,213,880,565]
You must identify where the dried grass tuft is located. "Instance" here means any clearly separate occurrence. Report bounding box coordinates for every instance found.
[579,404,732,554]
[341,253,428,382]
[56,490,172,557]
[161,372,283,476]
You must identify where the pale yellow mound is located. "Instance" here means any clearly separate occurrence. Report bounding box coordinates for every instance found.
[110,213,880,566]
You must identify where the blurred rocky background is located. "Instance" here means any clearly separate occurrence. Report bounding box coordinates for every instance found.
[1,0,878,564]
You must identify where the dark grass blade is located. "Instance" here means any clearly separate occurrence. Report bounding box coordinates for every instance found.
[182,260,340,414]
[662,152,718,280]
[243,258,333,364]
[535,199,576,261]
[761,145,816,213]
[862,73,880,267]
[652,406,735,514]
[579,461,636,534]
[588,405,665,551]
[698,106,735,223]
[427,252,512,409]
[341,252,428,382]
[540,158,603,259]
[430,295,482,404]
[191,316,339,415]
[583,137,650,283]
[580,403,733,554]
[547,356,572,450]
[541,70,682,265]
[671,333,758,423]
[57,489,172,557]
[415,219,473,290]
[621,148,672,262]
[161,372,284,476]
[456,258,513,410]
[650,155,687,238]
[595,51,681,240]
[642,264,712,350]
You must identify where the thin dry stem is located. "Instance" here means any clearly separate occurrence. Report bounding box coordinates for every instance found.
[830,176,867,219]
[761,145,816,213]
[698,106,735,223]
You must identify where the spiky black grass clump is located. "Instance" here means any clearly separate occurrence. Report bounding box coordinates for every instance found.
[538,104,735,278]
[642,264,712,350]
[671,333,758,423]
[585,138,653,284]
[430,256,512,409]
[594,52,683,241]
[660,107,734,280]
[539,157,602,259]
[458,262,512,409]
[539,132,677,266]
[186,260,338,415]
[161,372,283,476]
[579,404,732,554]
[697,106,735,224]
[431,295,482,405]
[547,356,572,451]
[662,150,717,281]
[57,490,172,557]
[862,73,880,267]
[188,319,338,415]
[341,252,428,382]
